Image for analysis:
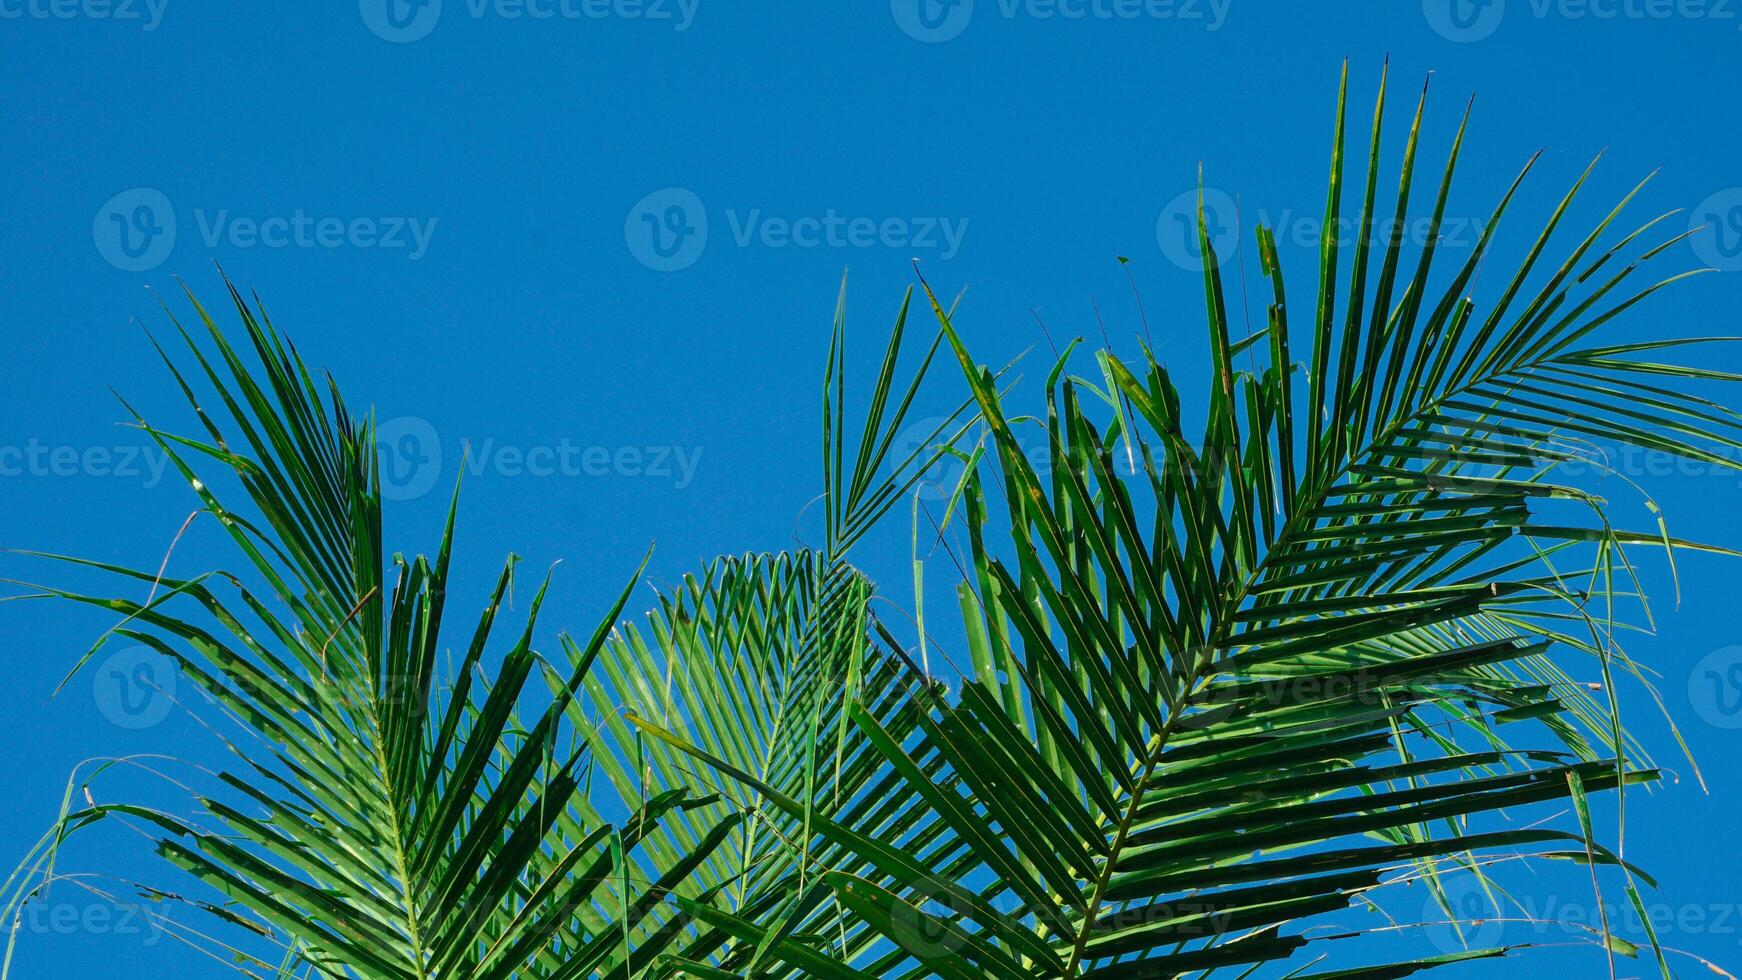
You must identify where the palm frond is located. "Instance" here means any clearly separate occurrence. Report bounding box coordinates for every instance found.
[634,65,1739,979]
[9,63,1737,980]
[4,284,744,979]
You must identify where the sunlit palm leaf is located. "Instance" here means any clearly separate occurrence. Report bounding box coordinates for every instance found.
[7,61,1736,980]
[635,64,1738,979]
[3,286,743,979]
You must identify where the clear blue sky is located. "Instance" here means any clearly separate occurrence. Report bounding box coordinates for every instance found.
[2,2,1740,975]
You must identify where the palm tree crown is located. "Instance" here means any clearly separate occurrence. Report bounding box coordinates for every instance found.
[7,64,1739,979]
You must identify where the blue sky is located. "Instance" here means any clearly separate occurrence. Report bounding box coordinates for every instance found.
[2,1,1741,975]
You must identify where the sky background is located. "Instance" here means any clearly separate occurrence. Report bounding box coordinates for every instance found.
[3,1,1742,975]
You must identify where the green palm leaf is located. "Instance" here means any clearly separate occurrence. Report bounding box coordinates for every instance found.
[635,64,1740,978]
[3,285,744,978]
[7,62,1737,980]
